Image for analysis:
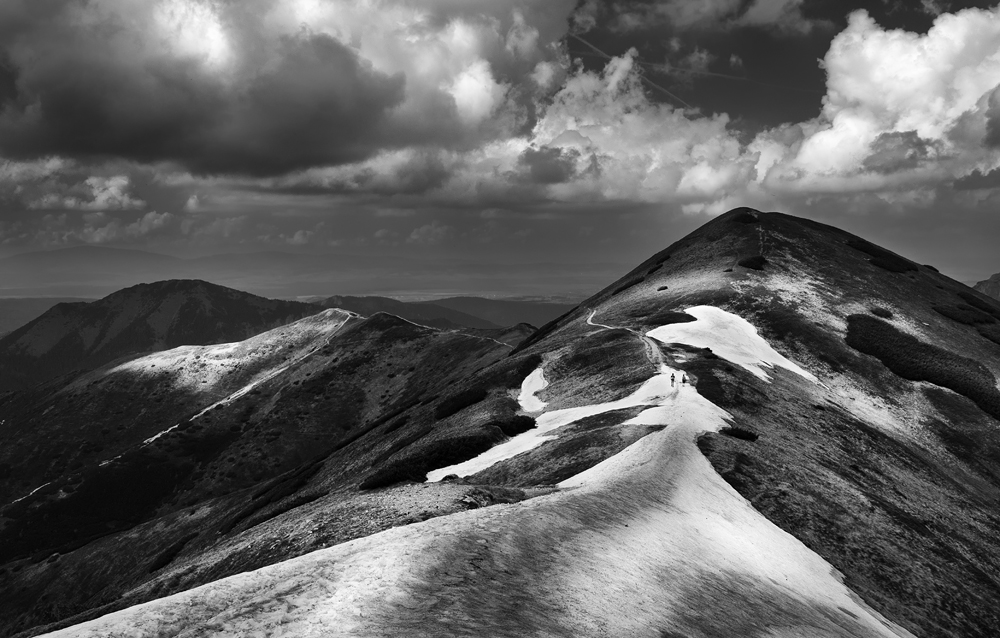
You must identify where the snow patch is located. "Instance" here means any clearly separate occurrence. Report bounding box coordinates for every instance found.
[517,367,548,413]
[427,365,678,482]
[647,305,818,384]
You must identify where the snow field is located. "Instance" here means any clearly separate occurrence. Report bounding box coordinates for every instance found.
[647,305,819,383]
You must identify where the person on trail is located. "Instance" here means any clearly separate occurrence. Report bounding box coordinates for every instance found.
[682,374,688,385]
[670,373,675,386]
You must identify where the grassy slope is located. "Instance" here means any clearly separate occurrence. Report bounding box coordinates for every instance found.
[0,312,524,636]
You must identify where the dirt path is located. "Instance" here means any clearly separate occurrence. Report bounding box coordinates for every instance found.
[586,308,666,368]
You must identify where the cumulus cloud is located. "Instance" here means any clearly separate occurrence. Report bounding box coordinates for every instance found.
[0,0,576,176]
[28,176,146,211]
[6,2,1000,261]
[759,8,1000,193]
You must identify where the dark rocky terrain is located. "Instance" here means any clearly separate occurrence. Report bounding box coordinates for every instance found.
[0,280,320,391]
[2,209,999,637]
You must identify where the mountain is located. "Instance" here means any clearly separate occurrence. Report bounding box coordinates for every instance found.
[974,273,1000,300]
[316,295,499,329]
[0,280,320,391]
[3,208,1000,637]
[425,296,576,328]
[0,298,93,337]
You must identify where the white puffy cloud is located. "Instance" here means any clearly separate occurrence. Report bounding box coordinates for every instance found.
[761,8,1000,193]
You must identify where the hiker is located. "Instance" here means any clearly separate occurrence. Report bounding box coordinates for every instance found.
[670,373,675,386]
[682,374,688,385]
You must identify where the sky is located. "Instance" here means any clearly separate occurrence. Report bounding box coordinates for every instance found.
[3,0,1000,298]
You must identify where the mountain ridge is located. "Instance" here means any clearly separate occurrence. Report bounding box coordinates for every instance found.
[2,208,1000,637]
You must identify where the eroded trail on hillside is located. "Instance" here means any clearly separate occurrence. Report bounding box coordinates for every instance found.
[46,307,913,638]
[586,308,666,368]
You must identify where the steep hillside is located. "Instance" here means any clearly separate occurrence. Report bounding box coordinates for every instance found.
[0,280,320,391]
[317,295,499,330]
[4,208,1000,638]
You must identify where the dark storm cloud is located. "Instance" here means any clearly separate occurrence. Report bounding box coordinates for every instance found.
[0,22,406,176]
[862,131,942,173]
[0,0,576,178]
[515,147,581,184]
[953,167,1000,190]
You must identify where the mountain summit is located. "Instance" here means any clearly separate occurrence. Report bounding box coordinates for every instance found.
[2,209,999,638]
[0,280,319,391]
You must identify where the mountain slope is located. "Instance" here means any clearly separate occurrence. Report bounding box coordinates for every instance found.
[0,280,320,391]
[317,295,499,329]
[5,208,1000,637]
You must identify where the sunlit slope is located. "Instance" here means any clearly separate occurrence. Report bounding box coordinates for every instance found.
[0,279,319,390]
[0,309,517,637]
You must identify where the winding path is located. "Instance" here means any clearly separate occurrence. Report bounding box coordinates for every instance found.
[586,308,666,368]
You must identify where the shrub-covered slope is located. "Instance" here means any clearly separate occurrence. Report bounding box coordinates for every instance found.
[0,280,320,391]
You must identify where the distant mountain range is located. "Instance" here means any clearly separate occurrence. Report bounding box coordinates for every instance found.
[0,245,608,300]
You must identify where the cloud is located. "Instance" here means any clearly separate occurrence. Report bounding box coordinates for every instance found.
[737,0,820,35]
[514,147,581,184]
[601,0,742,32]
[27,175,146,211]
[28,210,177,246]
[407,221,452,245]
[0,0,576,176]
[758,8,1000,192]
[582,0,825,34]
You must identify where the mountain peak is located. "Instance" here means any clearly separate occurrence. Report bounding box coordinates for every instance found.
[0,280,320,390]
